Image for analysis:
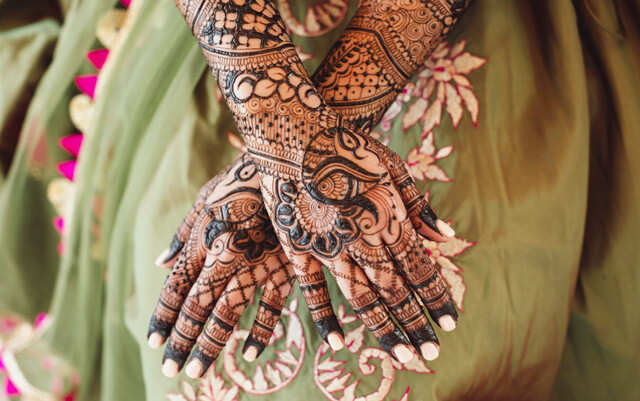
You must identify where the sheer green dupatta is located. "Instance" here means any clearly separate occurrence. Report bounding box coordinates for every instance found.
[0,0,113,320]
[40,1,238,399]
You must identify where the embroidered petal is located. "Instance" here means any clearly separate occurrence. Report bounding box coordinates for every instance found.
[450,39,466,58]
[425,164,451,182]
[435,145,454,160]
[402,98,428,131]
[445,83,463,128]
[458,86,480,124]
[422,99,442,133]
[439,236,475,258]
[453,52,487,74]
[453,74,471,88]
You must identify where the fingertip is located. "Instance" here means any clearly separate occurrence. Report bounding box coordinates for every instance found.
[420,342,440,361]
[155,248,170,267]
[243,346,258,362]
[393,344,414,364]
[438,315,457,332]
[162,359,179,378]
[436,220,455,238]
[327,332,345,351]
[185,359,203,379]
[148,332,164,349]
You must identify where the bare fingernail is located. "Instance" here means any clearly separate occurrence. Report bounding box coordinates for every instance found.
[243,346,258,362]
[438,315,457,332]
[436,220,455,237]
[393,344,414,364]
[420,342,440,361]
[148,333,164,349]
[327,332,345,351]
[185,359,203,378]
[162,359,179,378]
[155,248,170,267]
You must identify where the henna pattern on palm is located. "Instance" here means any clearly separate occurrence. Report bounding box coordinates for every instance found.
[149,0,470,378]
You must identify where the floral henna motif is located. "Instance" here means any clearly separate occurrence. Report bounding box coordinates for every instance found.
[173,0,462,362]
[150,0,472,376]
[149,155,297,377]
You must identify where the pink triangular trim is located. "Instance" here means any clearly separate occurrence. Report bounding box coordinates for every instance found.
[5,377,19,396]
[59,133,83,156]
[120,0,131,7]
[86,49,109,70]
[57,160,77,181]
[34,313,48,329]
[74,75,97,99]
[53,217,64,233]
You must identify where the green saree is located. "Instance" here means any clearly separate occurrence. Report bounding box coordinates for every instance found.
[0,0,638,400]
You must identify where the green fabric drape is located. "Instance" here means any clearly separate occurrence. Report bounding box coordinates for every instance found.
[0,0,638,400]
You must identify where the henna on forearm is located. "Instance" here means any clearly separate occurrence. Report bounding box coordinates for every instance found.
[149,0,470,378]
[180,0,458,359]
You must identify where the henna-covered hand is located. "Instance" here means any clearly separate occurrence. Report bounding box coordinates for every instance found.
[148,155,301,378]
[148,0,470,378]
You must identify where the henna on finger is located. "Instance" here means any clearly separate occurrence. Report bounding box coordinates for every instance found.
[242,255,295,360]
[386,219,458,326]
[149,210,210,343]
[347,239,440,359]
[185,254,285,377]
[161,169,230,266]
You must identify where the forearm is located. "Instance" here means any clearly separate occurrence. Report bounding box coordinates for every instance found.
[314,0,472,131]
[176,0,325,179]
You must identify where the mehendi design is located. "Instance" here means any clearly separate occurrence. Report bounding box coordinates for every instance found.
[150,0,471,377]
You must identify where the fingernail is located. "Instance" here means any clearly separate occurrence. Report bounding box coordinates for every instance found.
[185,359,203,378]
[420,342,440,361]
[162,359,179,378]
[148,333,164,349]
[243,346,258,362]
[155,248,170,267]
[438,315,457,332]
[436,220,455,237]
[393,344,414,364]
[327,332,345,351]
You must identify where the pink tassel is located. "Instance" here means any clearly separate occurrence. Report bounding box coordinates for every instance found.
[4,378,19,397]
[86,49,109,70]
[57,160,77,181]
[120,0,131,7]
[0,355,5,371]
[74,75,97,99]
[59,134,83,156]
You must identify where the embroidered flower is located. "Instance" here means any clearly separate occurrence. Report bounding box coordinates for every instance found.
[400,40,486,133]
[406,131,454,182]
